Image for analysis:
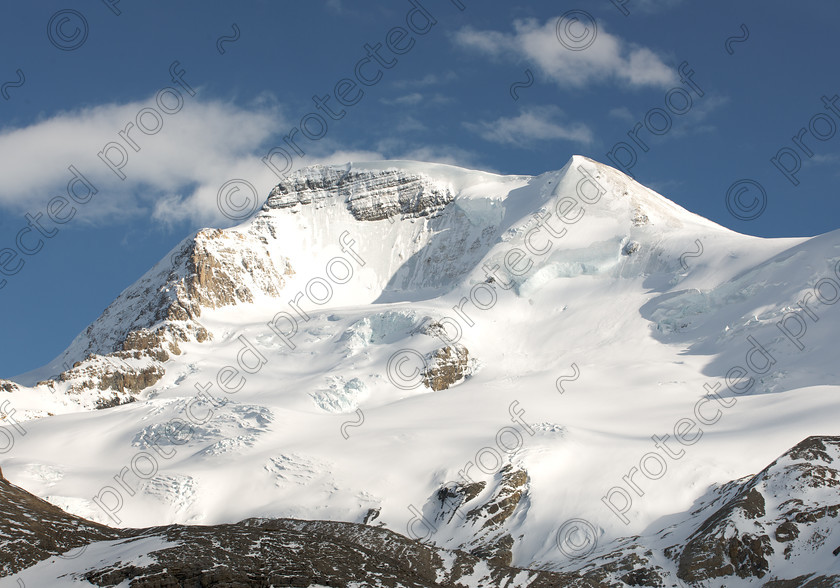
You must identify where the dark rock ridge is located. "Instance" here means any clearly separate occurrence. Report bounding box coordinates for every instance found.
[672,436,840,585]
[418,438,840,586]
[257,166,505,295]
[0,469,598,587]
[0,467,123,577]
[2,425,839,586]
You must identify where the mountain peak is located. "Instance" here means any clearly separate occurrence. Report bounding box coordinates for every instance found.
[4,155,839,586]
[17,157,732,390]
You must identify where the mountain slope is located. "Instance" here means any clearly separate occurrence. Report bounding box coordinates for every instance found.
[3,436,838,586]
[0,466,597,587]
[1,156,838,586]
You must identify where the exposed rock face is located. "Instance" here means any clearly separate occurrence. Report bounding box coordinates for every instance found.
[631,208,650,226]
[422,344,472,391]
[551,436,840,587]
[674,436,840,584]
[28,351,169,410]
[30,167,464,407]
[58,355,165,409]
[575,544,668,588]
[424,465,530,568]
[68,228,293,365]
[412,437,840,587]
[264,166,455,222]
[363,507,381,525]
[62,356,163,393]
[466,466,528,530]
[0,472,598,587]
[258,166,507,293]
[677,488,771,580]
[182,229,292,309]
[621,240,640,255]
[435,481,486,526]
[31,228,293,407]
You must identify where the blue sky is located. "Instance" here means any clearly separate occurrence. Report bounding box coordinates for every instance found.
[1,0,839,377]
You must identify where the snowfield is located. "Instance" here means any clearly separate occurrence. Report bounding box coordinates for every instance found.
[1,156,838,586]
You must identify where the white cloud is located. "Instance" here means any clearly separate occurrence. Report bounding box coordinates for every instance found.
[0,90,488,230]
[151,143,389,226]
[454,17,676,89]
[464,106,593,147]
[382,93,424,106]
[609,106,635,122]
[667,94,728,138]
[0,95,289,226]
[393,72,457,89]
[395,116,428,133]
[804,153,840,176]
[381,92,452,107]
[810,153,840,164]
[0,96,396,228]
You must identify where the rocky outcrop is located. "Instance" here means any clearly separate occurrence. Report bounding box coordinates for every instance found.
[181,229,292,309]
[67,228,293,365]
[412,437,840,586]
[35,353,166,410]
[0,380,18,393]
[29,228,294,407]
[572,544,668,588]
[435,481,486,526]
[621,240,640,256]
[466,466,527,530]
[672,436,840,585]
[422,344,472,391]
[423,465,530,568]
[677,488,772,580]
[264,167,455,222]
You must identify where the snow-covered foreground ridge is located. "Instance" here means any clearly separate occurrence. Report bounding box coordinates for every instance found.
[2,437,838,586]
[2,156,839,585]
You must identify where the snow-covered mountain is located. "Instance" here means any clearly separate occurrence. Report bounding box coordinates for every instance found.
[2,156,839,586]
